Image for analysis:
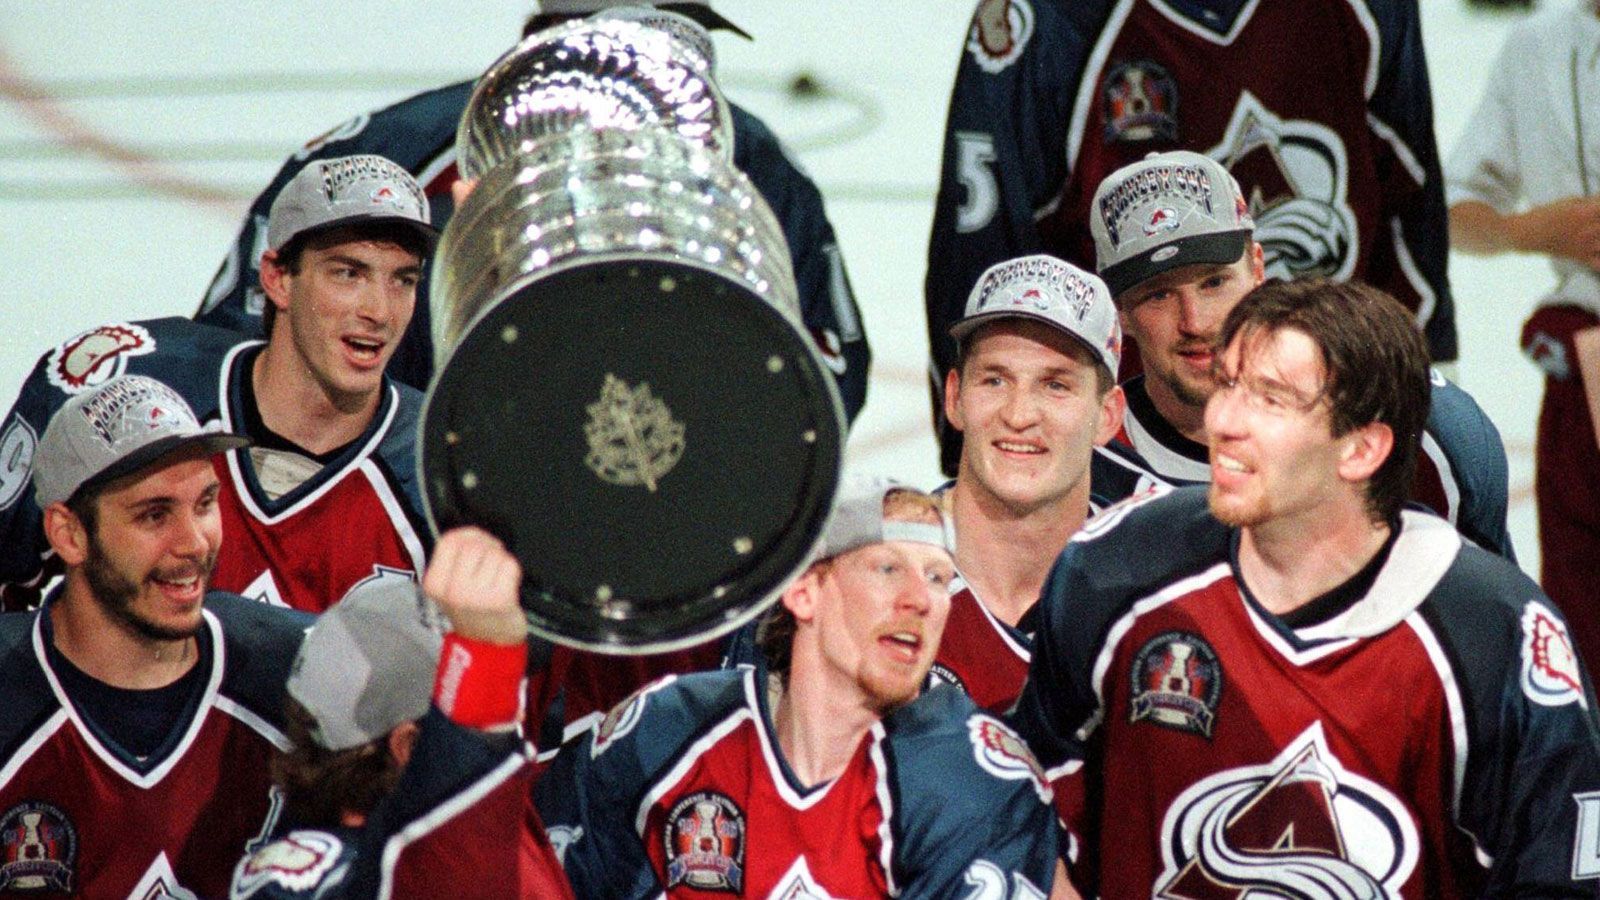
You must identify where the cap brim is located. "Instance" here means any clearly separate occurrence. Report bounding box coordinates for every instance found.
[74,432,251,502]
[949,309,1105,368]
[296,214,441,253]
[1100,230,1250,298]
[692,7,752,39]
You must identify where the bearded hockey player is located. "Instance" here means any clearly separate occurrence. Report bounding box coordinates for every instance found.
[1011,278,1600,896]
[1085,150,1514,559]
[0,376,309,898]
[536,476,1066,898]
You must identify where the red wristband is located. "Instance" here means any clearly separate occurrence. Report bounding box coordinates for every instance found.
[433,634,528,731]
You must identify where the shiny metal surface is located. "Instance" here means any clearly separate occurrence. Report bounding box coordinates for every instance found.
[455,17,732,182]
[433,125,797,363]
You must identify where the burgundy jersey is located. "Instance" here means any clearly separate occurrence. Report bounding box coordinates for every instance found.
[928,578,1032,714]
[0,594,305,898]
[1012,486,1600,896]
[537,668,1059,899]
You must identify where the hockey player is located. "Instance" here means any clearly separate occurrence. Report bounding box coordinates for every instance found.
[930,255,1124,712]
[1011,278,1600,896]
[536,476,1066,898]
[1445,0,1600,669]
[925,0,1455,474]
[195,0,871,424]
[1086,151,1515,558]
[0,375,310,898]
[230,526,573,899]
[0,154,436,613]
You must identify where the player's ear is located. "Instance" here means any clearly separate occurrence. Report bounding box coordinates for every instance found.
[1095,383,1126,447]
[781,564,825,624]
[258,249,293,316]
[1337,420,1392,485]
[43,502,90,567]
[1248,241,1266,283]
[387,720,421,769]
[943,367,965,432]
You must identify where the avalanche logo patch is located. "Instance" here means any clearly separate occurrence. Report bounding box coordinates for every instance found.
[0,417,37,512]
[1522,601,1587,709]
[968,715,1052,802]
[967,0,1034,74]
[0,801,77,893]
[1130,631,1223,738]
[230,830,343,897]
[664,791,745,893]
[1143,206,1181,237]
[45,322,156,394]
[1103,60,1178,143]
[1157,722,1420,899]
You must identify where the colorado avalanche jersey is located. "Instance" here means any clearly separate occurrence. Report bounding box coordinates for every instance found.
[0,318,429,612]
[195,85,872,421]
[927,578,1033,715]
[1089,371,1516,558]
[1011,486,1600,896]
[0,593,307,898]
[230,709,571,900]
[536,667,1059,899]
[927,0,1456,386]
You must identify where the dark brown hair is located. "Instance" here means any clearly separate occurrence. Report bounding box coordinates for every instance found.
[1215,278,1430,523]
[272,700,402,828]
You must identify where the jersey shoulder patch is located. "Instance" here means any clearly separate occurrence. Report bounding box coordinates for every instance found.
[230,830,348,898]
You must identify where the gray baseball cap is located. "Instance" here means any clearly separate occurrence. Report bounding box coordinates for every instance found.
[819,475,951,560]
[33,375,249,508]
[949,254,1122,377]
[533,0,751,39]
[1090,150,1255,298]
[287,576,446,751]
[266,154,438,254]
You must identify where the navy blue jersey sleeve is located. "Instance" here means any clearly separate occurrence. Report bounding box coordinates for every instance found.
[1418,548,1600,894]
[231,709,536,900]
[1424,373,1514,560]
[731,105,869,423]
[1365,0,1455,361]
[885,690,1060,898]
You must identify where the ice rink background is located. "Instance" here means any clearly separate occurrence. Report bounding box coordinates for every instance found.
[0,1,1555,576]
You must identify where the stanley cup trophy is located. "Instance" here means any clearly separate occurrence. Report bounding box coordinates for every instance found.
[420,18,845,653]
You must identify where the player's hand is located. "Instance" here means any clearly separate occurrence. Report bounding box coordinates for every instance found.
[1510,197,1600,270]
[422,526,526,646]
[451,177,478,208]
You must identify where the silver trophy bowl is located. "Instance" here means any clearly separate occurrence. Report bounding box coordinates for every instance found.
[421,124,844,654]
[455,16,732,183]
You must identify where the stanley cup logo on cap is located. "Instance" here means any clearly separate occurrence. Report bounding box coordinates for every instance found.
[80,377,195,449]
[976,256,1097,323]
[1097,163,1216,249]
[316,156,425,215]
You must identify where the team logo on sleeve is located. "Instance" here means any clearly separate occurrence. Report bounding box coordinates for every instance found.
[968,715,1052,802]
[0,802,77,892]
[1130,632,1223,738]
[592,676,675,758]
[967,0,1034,74]
[0,417,37,511]
[1157,723,1419,899]
[1103,60,1178,143]
[230,830,342,896]
[664,792,745,893]
[1521,601,1587,709]
[45,323,156,395]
